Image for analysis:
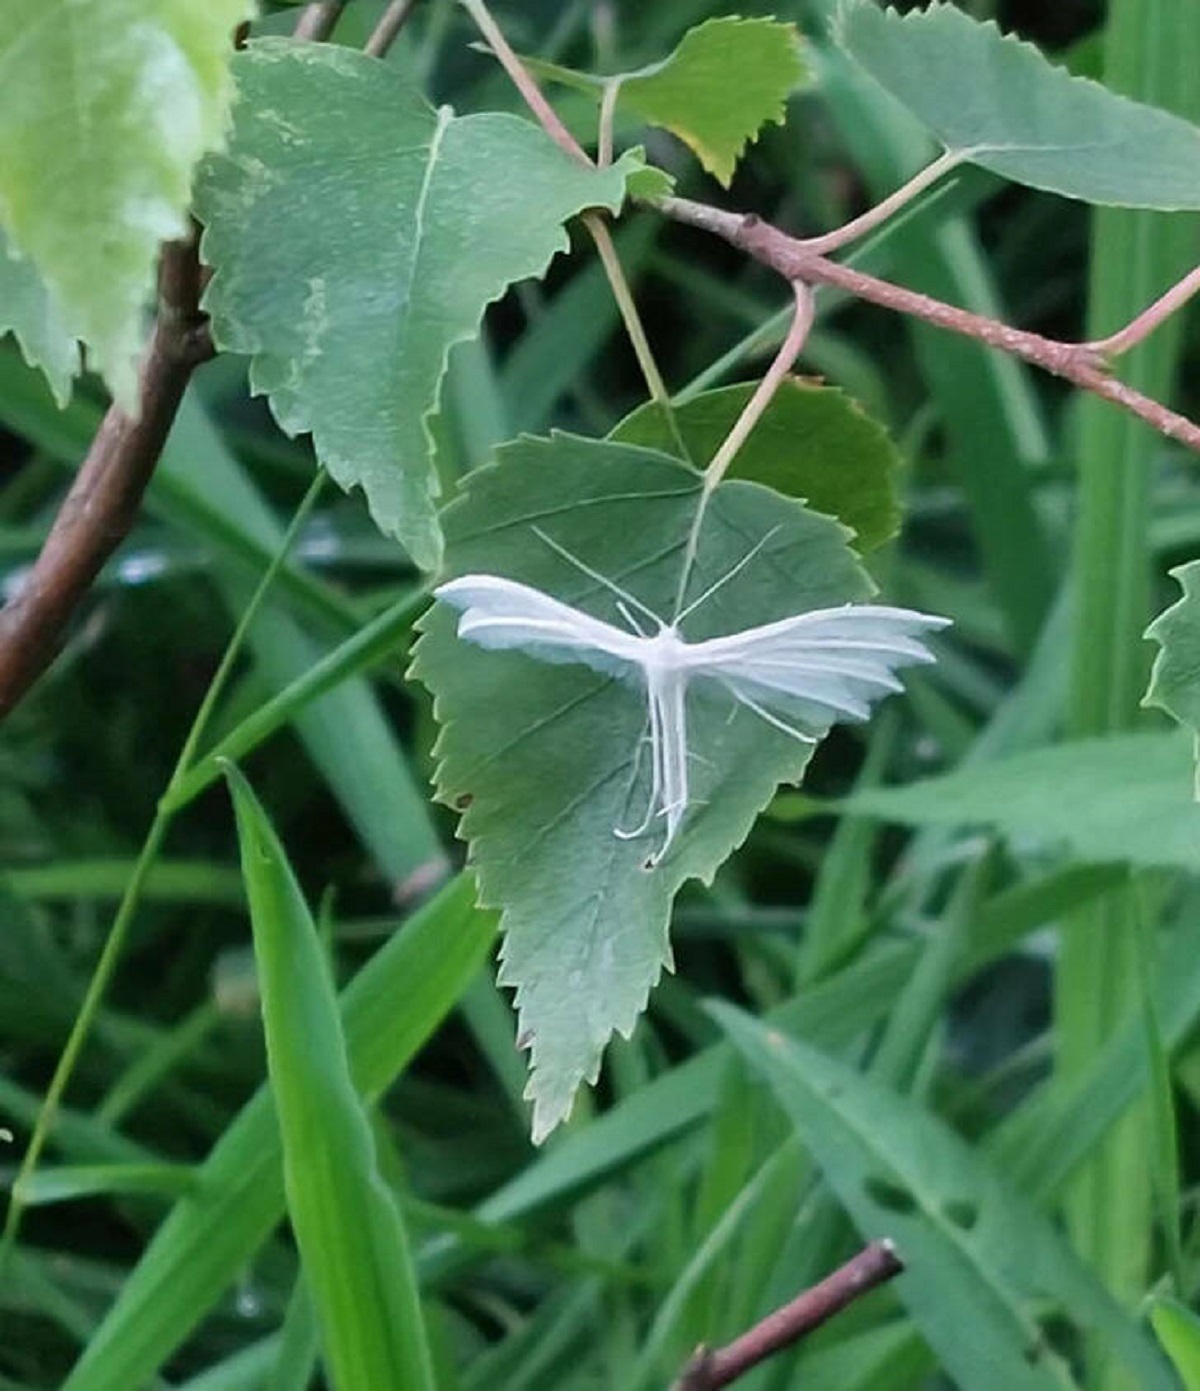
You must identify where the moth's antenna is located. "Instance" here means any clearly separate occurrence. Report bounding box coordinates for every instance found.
[675,525,784,626]
[616,600,650,637]
[532,526,663,628]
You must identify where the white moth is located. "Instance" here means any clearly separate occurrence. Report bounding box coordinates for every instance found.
[436,533,948,863]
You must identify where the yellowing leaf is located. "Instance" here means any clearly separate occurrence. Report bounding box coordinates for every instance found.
[0,225,78,406]
[528,18,806,186]
[0,0,253,405]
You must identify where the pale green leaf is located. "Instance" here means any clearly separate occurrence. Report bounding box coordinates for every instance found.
[0,225,78,406]
[714,1003,1174,1391]
[527,18,805,186]
[197,39,642,570]
[411,435,901,1141]
[835,0,1200,208]
[225,764,433,1391]
[1144,561,1200,793]
[610,378,901,552]
[0,0,252,406]
[852,732,1200,870]
[1150,1297,1200,1390]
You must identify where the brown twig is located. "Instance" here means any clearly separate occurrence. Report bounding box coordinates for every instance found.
[0,236,212,719]
[655,195,1200,453]
[365,0,422,58]
[292,0,349,41]
[675,1240,904,1391]
[460,0,588,164]
[1086,262,1200,359]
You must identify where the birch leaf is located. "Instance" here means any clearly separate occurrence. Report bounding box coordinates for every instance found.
[411,435,889,1141]
[835,0,1200,208]
[0,0,252,406]
[197,40,642,570]
[611,379,901,552]
[0,226,78,406]
[528,17,806,186]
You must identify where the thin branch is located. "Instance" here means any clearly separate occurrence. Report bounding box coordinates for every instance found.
[1086,262,1200,359]
[655,195,1200,453]
[460,0,588,163]
[292,0,348,41]
[365,0,421,58]
[0,235,212,720]
[462,1,688,454]
[799,149,964,256]
[598,78,622,169]
[705,282,814,488]
[675,1240,904,1391]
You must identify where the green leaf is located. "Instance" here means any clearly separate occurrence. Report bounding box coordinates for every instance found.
[61,876,492,1391]
[610,379,901,552]
[197,39,642,571]
[713,1002,1175,1391]
[834,0,1200,209]
[1144,562,1200,792]
[225,763,434,1391]
[411,434,892,1141]
[0,226,78,406]
[0,0,252,406]
[530,17,805,187]
[1150,1297,1200,1390]
[851,732,1200,871]
[18,1163,197,1206]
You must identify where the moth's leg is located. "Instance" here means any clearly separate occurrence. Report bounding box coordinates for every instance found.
[725,683,819,745]
[648,676,689,864]
[615,693,663,840]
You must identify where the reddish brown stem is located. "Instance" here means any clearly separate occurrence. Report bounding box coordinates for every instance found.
[676,1240,904,1391]
[292,1,348,41]
[0,237,212,718]
[655,195,1200,452]
[365,0,421,58]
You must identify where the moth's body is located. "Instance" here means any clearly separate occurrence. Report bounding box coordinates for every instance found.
[436,570,948,862]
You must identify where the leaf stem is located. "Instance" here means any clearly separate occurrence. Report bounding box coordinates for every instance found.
[461,0,688,457]
[365,0,422,58]
[458,0,588,163]
[583,212,690,459]
[654,195,1200,454]
[705,282,814,488]
[598,78,621,169]
[0,474,325,1266]
[798,149,964,256]
[1085,262,1200,359]
[292,1,349,41]
[672,283,813,620]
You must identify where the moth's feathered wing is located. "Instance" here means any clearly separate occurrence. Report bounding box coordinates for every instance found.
[435,575,645,682]
[689,603,950,726]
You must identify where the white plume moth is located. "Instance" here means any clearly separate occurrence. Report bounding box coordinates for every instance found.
[436,529,948,863]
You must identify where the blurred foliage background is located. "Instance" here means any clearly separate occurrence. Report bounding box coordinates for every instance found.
[5,0,1200,1387]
